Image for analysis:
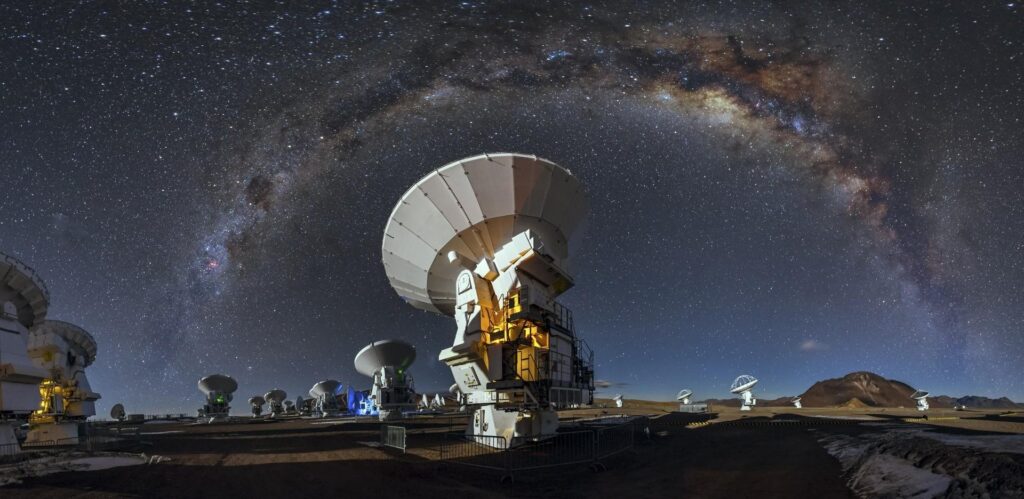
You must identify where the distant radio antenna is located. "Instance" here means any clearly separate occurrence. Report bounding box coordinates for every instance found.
[309,380,343,418]
[730,375,758,411]
[355,339,417,421]
[248,396,265,418]
[197,374,237,423]
[677,389,693,405]
[910,390,929,411]
[110,403,126,421]
[264,389,287,418]
[791,396,802,409]
[613,394,624,408]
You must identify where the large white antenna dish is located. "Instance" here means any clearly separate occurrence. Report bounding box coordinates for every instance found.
[354,340,416,377]
[199,374,238,395]
[0,251,50,329]
[382,153,595,447]
[677,389,693,405]
[382,153,587,316]
[30,320,98,367]
[26,319,102,437]
[792,396,802,409]
[613,394,624,408]
[0,251,52,450]
[355,340,416,421]
[730,375,759,411]
[309,380,343,417]
[911,390,929,411]
[110,403,126,421]
[197,374,236,423]
[264,389,287,417]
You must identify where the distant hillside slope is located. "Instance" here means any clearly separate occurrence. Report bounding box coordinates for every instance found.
[798,371,1023,408]
[799,371,918,407]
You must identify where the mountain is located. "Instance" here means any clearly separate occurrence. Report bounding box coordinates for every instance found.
[931,395,1023,409]
[798,372,1024,408]
[799,371,918,408]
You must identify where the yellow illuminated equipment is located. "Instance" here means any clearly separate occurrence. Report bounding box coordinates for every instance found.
[383,154,595,448]
[30,379,62,424]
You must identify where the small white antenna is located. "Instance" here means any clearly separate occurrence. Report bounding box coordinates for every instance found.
[910,390,929,411]
[730,375,759,411]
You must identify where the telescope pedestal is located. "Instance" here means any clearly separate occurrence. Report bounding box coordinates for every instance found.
[468,405,558,448]
[24,422,80,446]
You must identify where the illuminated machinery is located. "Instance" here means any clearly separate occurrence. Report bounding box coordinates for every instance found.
[25,320,102,445]
[197,374,237,423]
[730,375,759,412]
[248,396,265,417]
[347,387,377,417]
[309,380,343,418]
[382,153,596,448]
[911,390,929,412]
[354,339,417,421]
[265,389,287,417]
[0,251,51,452]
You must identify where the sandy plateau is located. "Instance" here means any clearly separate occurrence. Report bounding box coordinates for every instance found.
[1,403,1022,498]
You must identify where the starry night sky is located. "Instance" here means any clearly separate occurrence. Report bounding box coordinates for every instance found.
[2,1,1022,415]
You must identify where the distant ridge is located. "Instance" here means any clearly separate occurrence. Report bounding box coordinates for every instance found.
[798,371,1023,408]
[697,371,1022,409]
[798,371,915,407]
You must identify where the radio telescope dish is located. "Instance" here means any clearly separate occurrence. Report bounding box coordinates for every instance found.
[248,396,265,406]
[30,320,98,367]
[354,340,416,377]
[0,251,50,329]
[197,374,236,423]
[911,390,929,411]
[792,397,802,409]
[613,394,624,408]
[265,389,287,403]
[309,380,342,398]
[310,380,343,418]
[355,340,417,421]
[677,389,693,405]
[730,375,758,411]
[110,403,126,421]
[382,153,587,316]
[730,375,758,394]
[199,374,238,395]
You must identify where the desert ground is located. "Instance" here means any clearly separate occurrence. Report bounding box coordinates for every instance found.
[2,403,1022,498]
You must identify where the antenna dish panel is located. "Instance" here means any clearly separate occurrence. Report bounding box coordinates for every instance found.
[248,396,265,405]
[198,374,238,395]
[310,380,342,397]
[792,397,802,402]
[382,153,588,316]
[264,389,287,403]
[612,394,623,401]
[30,320,98,366]
[911,390,929,400]
[0,251,50,328]
[677,389,693,401]
[730,375,758,394]
[449,383,461,394]
[354,339,416,377]
[110,403,125,419]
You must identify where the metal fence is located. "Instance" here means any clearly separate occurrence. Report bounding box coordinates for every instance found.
[380,425,406,452]
[2,426,142,460]
[439,417,646,481]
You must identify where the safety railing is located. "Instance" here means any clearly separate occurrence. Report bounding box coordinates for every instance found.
[380,425,407,452]
[439,418,646,481]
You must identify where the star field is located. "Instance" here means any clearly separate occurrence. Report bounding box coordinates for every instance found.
[1,1,1022,415]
